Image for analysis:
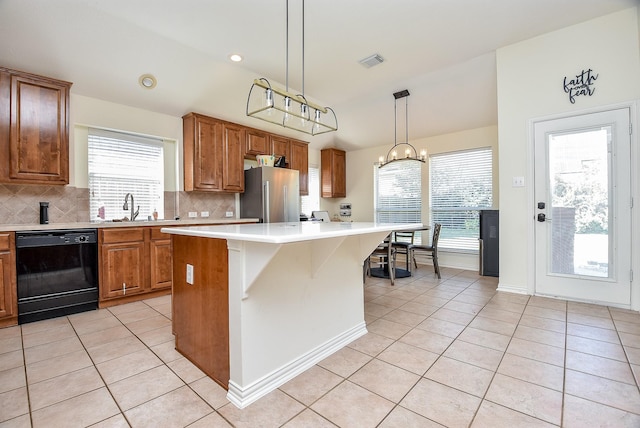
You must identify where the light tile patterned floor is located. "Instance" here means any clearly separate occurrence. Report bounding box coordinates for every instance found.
[1,267,640,427]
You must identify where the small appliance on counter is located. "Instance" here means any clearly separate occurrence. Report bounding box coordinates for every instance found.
[39,201,49,224]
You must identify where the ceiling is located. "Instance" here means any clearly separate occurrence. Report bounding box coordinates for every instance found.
[0,0,636,151]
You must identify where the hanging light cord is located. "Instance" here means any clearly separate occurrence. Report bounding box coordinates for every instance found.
[301,0,305,97]
[285,0,289,92]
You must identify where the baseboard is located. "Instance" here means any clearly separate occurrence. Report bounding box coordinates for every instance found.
[226,321,368,409]
[496,282,528,294]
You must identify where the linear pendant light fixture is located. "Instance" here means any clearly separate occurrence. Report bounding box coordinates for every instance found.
[378,90,426,168]
[246,0,337,136]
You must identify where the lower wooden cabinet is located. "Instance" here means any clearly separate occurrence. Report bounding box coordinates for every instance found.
[0,232,17,327]
[99,226,172,306]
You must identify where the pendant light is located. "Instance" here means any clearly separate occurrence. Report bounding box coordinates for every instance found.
[378,90,426,168]
[246,0,337,136]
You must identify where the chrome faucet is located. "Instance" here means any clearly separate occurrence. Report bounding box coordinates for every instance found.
[123,193,139,221]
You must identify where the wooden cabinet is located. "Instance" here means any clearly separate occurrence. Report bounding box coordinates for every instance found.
[0,232,17,328]
[99,228,146,300]
[98,226,173,306]
[183,113,244,193]
[245,128,269,158]
[290,139,309,196]
[270,136,290,164]
[321,148,346,198]
[0,67,71,185]
[149,227,172,290]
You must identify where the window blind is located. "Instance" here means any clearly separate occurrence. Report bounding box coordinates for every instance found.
[88,128,164,222]
[430,148,492,252]
[374,161,422,224]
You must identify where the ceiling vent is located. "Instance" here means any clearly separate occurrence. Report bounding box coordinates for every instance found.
[359,54,384,68]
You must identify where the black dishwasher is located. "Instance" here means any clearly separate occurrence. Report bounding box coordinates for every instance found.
[16,229,98,324]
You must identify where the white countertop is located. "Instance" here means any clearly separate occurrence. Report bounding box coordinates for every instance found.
[162,221,423,244]
[0,218,258,232]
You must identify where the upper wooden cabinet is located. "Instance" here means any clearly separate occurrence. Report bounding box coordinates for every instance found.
[321,148,346,198]
[245,128,269,158]
[270,135,291,164]
[290,139,309,196]
[0,67,71,185]
[183,113,244,193]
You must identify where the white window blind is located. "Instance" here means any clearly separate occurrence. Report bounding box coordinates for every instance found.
[301,166,320,217]
[430,148,492,252]
[374,161,422,224]
[88,128,164,222]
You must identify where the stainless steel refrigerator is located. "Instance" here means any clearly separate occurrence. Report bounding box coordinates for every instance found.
[240,167,300,223]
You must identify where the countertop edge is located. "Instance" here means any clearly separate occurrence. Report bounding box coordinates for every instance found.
[163,222,423,244]
[0,218,259,233]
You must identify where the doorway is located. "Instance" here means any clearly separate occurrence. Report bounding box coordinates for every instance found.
[533,108,632,306]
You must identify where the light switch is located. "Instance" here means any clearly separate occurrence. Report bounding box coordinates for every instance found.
[512,176,525,187]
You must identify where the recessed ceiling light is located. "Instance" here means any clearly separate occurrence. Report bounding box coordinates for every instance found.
[229,54,243,62]
[138,74,157,89]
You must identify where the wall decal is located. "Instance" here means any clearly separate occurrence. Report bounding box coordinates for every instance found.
[563,68,598,104]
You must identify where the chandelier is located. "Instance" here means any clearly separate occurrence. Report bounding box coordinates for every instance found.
[246,0,338,136]
[379,90,426,168]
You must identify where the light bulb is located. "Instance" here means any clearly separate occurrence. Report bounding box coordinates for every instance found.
[378,156,384,165]
[300,103,309,128]
[283,97,291,124]
[392,151,397,160]
[405,148,411,158]
[420,149,427,160]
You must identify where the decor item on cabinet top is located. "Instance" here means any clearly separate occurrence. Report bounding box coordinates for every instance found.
[256,154,275,167]
[246,0,337,136]
[378,90,426,168]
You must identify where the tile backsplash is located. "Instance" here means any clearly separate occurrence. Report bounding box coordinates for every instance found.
[0,184,237,225]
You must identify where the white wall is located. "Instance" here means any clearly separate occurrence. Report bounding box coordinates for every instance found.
[496,7,640,302]
[70,94,182,191]
[323,125,498,270]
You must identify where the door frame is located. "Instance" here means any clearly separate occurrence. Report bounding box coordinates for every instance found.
[526,101,639,310]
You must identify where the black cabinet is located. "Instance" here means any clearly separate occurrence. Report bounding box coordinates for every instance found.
[479,210,499,277]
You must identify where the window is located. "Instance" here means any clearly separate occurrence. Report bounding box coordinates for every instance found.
[374,161,422,224]
[88,128,164,222]
[430,148,493,252]
[301,166,320,216]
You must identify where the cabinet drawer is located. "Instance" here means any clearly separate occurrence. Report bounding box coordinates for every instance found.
[101,228,145,244]
[0,233,11,251]
[150,227,170,240]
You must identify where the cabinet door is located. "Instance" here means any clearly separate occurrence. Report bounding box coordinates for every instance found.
[271,136,290,165]
[289,140,309,195]
[222,123,244,192]
[0,233,15,324]
[245,128,269,157]
[150,239,172,290]
[183,114,223,191]
[100,242,146,299]
[7,73,70,184]
[321,148,346,198]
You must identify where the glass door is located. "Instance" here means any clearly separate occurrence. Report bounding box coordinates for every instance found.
[534,109,631,306]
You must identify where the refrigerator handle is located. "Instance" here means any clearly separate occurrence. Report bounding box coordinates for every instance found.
[263,181,270,223]
[283,185,288,222]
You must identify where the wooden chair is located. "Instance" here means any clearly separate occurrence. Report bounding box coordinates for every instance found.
[391,230,415,272]
[409,223,442,279]
[364,235,397,285]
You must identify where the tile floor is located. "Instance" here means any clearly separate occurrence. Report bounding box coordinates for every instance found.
[1,267,640,427]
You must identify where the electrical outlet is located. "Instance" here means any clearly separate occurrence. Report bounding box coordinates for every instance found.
[186,264,194,284]
[200,211,209,218]
[188,211,197,218]
[225,211,234,218]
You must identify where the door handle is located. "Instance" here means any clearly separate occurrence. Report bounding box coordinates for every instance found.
[537,213,552,222]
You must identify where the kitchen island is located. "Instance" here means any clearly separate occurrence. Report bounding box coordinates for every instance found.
[163,221,420,408]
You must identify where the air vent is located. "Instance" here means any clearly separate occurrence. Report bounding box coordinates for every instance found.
[359,54,384,68]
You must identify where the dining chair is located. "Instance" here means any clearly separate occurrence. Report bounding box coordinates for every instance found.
[391,230,415,272]
[409,223,442,279]
[364,234,397,285]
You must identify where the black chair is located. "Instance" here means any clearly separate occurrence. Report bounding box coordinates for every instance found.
[391,230,415,272]
[409,223,442,279]
[364,235,397,285]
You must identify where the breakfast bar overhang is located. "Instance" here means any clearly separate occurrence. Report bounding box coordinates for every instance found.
[163,221,420,408]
